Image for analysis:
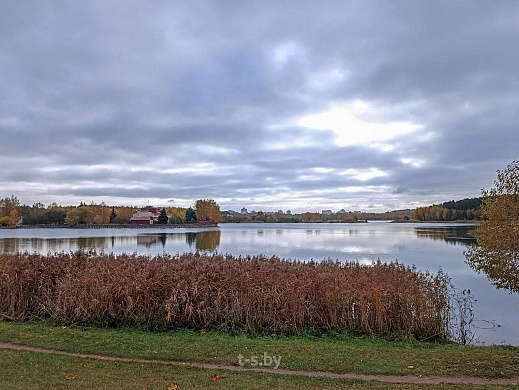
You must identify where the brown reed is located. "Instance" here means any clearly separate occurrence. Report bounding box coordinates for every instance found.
[0,252,450,340]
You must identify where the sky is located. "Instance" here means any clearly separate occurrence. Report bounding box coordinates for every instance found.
[1,1,518,213]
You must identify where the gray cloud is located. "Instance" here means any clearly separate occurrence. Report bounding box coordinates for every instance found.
[1,1,518,211]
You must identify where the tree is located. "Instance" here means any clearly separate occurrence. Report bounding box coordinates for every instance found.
[185,208,197,223]
[109,207,117,224]
[0,217,11,226]
[166,207,186,222]
[157,208,169,224]
[112,206,135,224]
[66,206,93,227]
[46,210,66,225]
[0,195,20,219]
[90,201,108,224]
[194,199,222,223]
[8,209,20,225]
[465,161,519,293]
[169,215,183,224]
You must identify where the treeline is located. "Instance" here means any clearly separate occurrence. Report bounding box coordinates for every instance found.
[62,203,138,226]
[357,209,413,221]
[412,198,482,221]
[0,195,222,227]
[223,211,360,223]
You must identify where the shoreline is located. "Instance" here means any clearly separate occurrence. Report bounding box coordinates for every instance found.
[1,223,218,230]
[389,220,479,224]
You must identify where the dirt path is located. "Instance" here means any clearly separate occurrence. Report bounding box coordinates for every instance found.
[1,342,518,386]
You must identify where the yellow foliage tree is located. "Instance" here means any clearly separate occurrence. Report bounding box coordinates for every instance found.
[465,160,519,293]
[194,199,222,223]
[114,206,136,224]
[166,207,187,222]
[0,216,12,226]
[8,209,20,226]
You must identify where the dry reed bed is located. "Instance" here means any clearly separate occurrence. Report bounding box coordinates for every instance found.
[0,252,449,340]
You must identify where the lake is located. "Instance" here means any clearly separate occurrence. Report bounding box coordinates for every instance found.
[0,222,517,346]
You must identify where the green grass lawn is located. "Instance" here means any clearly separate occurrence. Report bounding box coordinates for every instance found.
[1,349,516,390]
[1,321,518,379]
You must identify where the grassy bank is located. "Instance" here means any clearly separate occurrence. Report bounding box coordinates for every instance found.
[3,349,514,390]
[0,252,449,340]
[1,321,518,379]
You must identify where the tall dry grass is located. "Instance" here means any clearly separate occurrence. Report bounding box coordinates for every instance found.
[0,252,449,340]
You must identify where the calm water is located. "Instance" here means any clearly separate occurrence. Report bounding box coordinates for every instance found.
[0,222,517,346]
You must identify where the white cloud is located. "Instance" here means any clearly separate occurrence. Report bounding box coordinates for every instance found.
[337,168,388,181]
[400,158,425,168]
[296,100,423,150]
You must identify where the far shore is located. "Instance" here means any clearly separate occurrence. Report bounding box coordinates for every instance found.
[389,220,479,224]
[0,222,218,230]
[0,220,482,229]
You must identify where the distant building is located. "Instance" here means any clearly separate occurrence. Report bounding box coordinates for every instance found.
[130,206,160,225]
[286,210,292,215]
[322,210,333,216]
[338,209,347,214]
[241,207,248,214]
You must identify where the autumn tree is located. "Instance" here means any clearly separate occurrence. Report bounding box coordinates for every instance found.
[413,199,481,221]
[194,199,222,223]
[66,206,93,227]
[113,206,136,224]
[300,212,322,222]
[0,195,20,225]
[465,161,519,293]
[90,201,109,224]
[166,207,186,223]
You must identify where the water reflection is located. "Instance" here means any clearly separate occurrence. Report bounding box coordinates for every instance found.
[414,226,477,246]
[194,230,220,251]
[78,237,111,251]
[0,230,221,253]
[186,232,196,247]
[465,221,519,294]
[466,246,519,294]
[0,237,18,253]
[0,226,478,253]
[184,231,221,251]
[137,234,166,248]
[138,231,221,252]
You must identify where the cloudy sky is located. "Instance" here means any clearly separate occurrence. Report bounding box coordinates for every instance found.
[1,1,518,212]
